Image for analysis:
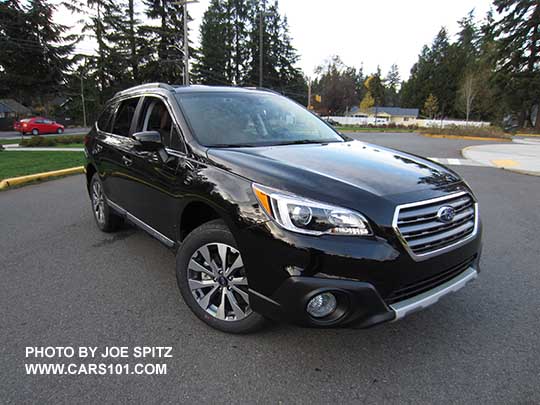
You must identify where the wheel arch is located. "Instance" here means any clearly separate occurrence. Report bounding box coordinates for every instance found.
[177,199,238,243]
[85,163,97,194]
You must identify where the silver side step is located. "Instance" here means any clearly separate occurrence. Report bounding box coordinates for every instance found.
[390,267,478,320]
[107,199,175,248]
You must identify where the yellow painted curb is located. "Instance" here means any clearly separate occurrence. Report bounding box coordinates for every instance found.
[0,166,85,190]
[422,133,510,142]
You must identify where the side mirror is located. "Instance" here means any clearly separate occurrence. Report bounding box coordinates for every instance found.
[133,131,162,151]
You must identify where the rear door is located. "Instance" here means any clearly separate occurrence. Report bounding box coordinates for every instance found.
[42,119,55,133]
[33,118,45,133]
[98,96,142,210]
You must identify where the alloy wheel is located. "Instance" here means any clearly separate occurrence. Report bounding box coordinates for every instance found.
[92,181,105,225]
[187,243,251,322]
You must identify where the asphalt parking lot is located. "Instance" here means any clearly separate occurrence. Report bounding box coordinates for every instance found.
[1,133,539,403]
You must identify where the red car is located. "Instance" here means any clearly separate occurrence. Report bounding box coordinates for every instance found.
[14,117,64,135]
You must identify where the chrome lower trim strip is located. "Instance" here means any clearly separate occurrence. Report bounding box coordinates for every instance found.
[392,192,479,261]
[107,199,175,247]
[390,266,477,320]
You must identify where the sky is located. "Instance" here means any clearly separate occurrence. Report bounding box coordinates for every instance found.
[57,0,495,80]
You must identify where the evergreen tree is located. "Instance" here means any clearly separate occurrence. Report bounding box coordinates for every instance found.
[456,10,480,67]
[0,0,35,101]
[193,0,230,85]
[385,64,400,106]
[401,28,460,117]
[494,0,540,128]
[195,0,306,101]
[475,9,502,121]
[313,55,357,114]
[66,0,128,103]
[140,0,191,84]
[244,0,277,87]
[365,68,386,106]
[0,0,75,106]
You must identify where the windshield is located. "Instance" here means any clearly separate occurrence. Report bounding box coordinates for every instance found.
[175,92,344,147]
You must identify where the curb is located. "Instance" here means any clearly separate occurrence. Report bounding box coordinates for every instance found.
[422,133,510,142]
[501,167,540,177]
[516,133,540,137]
[461,146,540,177]
[0,166,85,190]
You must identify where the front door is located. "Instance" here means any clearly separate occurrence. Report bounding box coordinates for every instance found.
[124,96,188,240]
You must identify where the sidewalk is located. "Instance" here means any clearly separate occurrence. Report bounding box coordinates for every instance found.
[462,138,540,176]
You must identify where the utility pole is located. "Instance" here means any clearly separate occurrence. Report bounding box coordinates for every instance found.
[80,72,87,128]
[259,10,263,87]
[79,55,90,128]
[173,0,199,86]
[259,9,272,87]
[307,78,312,109]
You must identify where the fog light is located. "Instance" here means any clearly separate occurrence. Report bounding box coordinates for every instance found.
[306,292,337,318]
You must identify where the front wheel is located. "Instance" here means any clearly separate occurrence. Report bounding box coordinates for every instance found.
[176,220,266,334]
[57,128,63,134]
[31,128,38,135]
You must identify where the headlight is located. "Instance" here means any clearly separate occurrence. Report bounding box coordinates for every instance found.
[252,184,372,236]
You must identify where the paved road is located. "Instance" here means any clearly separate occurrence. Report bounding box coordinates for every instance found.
[1,136,539,403]
[345,131,508,159]
[0,127,90,139]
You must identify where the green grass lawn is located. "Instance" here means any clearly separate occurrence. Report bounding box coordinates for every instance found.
[0,139,23,145]
[48,143,84,148]
[0,151,85,180]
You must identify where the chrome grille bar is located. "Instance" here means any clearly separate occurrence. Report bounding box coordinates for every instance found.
[392,192,479,260]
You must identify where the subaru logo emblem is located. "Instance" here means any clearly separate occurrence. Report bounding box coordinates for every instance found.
[437,206,455,223]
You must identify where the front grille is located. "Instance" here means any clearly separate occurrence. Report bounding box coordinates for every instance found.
[394,192,477,257]
[385,255,477,304]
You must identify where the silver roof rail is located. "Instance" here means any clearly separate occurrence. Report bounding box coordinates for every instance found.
[243,87,282,95]
[114,82,175,97]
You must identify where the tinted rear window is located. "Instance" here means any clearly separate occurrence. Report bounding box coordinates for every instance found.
[97,104,115,132]
[112,98,140,136]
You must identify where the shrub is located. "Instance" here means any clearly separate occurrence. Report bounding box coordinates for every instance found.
[421,125,511,139]
[21,135,85,148]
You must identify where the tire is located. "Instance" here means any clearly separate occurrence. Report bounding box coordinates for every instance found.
[31,128,38,135]
[89,173,122,232]
[176,219,266,334]
[57,128,63,134]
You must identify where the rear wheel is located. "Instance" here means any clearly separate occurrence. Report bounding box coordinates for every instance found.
[31,128,38,136]
[176,220,266,334]
[56,128,63,134]
[89,173,122,232]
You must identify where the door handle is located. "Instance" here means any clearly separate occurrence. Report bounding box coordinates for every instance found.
[122,156,133,167]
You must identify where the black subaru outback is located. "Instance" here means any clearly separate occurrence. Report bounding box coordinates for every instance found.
[85,83,481,333]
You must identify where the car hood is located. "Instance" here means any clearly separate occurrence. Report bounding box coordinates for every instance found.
[206,141,464,220]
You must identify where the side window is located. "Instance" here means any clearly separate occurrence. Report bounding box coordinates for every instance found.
[139,97,186,152]
[169,126,186,153]
[112,97,140,137]
[97,103,115,132]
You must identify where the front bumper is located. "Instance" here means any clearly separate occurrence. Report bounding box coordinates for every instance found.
[249,264,478,328]
[238,219,482,328]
